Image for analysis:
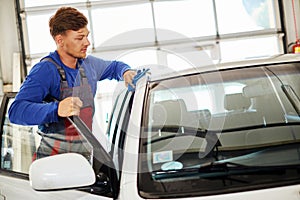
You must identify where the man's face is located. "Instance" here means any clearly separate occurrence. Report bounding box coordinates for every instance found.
[60,27,90,59]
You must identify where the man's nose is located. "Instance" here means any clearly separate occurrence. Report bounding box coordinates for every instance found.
[84,37,90,46]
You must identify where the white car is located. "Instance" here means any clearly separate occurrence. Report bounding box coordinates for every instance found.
[1,53,300,199]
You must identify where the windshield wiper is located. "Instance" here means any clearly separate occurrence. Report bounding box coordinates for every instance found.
[152,161,245,180]
[144,127,207,145]
[152,161,300,180]
[198,161,246,171]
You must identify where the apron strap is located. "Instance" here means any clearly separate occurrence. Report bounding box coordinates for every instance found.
[42,57,89,87]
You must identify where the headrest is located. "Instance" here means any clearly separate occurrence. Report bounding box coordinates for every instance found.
[151,99,188,127]
[224,93,251,111]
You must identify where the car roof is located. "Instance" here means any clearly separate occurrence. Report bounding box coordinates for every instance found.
[147,53,300,82]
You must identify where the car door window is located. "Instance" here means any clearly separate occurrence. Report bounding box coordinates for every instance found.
[1,94,40,174]
[1,93,95,175]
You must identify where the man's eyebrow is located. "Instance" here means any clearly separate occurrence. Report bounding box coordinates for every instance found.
[77,30,90,34]
[76,34,89,38]
[75,32,89,38]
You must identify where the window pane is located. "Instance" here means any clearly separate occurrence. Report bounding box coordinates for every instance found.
[113,49,158,67]
[219,36,281,61]
[154,0,216,40]
[216,0,277,34]
[24,0,86,7]
[26,13,56,54]
[92,3,154,48]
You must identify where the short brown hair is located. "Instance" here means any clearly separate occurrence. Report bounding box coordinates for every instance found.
[49,7,88,38]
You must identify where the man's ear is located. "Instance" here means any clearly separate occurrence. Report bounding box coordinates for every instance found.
[55,34,64,47]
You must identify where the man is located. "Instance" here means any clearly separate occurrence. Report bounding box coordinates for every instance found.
[8,7,136,159]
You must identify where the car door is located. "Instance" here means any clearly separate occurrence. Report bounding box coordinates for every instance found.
[0,92,113,200]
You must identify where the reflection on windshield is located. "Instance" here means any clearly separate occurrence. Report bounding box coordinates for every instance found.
[139,63,300,198]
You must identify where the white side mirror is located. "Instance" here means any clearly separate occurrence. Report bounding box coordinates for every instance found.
[29,153,95,190]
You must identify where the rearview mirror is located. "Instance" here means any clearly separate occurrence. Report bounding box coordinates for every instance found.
[29,153,95,190]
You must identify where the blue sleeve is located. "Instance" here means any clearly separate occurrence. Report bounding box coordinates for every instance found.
[85,55,131,81]
[8,62,61,125]
[100,60,131,81]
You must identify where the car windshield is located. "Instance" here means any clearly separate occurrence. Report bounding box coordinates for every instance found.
[138,62,300,198]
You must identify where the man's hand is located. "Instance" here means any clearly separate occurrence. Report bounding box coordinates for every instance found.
[123,70,136,88]
[58,97,83,117]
